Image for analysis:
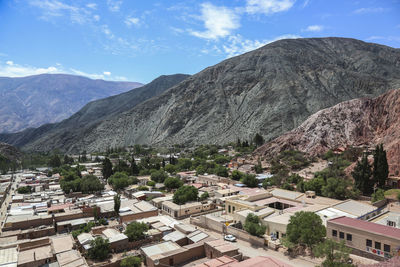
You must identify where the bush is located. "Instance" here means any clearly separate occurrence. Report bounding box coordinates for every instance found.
[199,192,209,201]
[88,237,110,261]
[241,174,258,188]
[17,186,32,194]
[147,180,156,187]
[371,188,385,203]
[121,256,142,267]
[231,170,243,181]
[164,177,183,191]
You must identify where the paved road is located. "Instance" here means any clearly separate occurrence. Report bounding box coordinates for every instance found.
[180,218,319,267]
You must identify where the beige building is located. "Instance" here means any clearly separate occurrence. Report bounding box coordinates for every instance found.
[327,216,400,259]
[162,200,216,218]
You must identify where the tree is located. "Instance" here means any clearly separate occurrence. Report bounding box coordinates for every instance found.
[254,160,263,174]
[352,153,373,195]
[49,154,61,168]
[63,155,74,165]
[173,185,198,205]
[215,165,229,177]
[286,211,326,250]
[321,178,351,200]
[164,177,183,191]
[17,186,32,194]
[147,180,156,187]
[177,158,192,171]
[304,177,325,196]
[121,256,142,267]
[164,164,177,174]
[125,222,149,242]
[244,213,266,237]
[102,158,113,180]
[242,174,258,188]
[314,239,354,267]
[373,144,389,189]
[150,170,168,183]
[253,133,264,147]
[114,194,121,215]
[130,156,140,175]
[371,188,385,203]
[108,172,132,190]
[231,170,243,181]
[88,236,110,261]
[199,192,209,201]
[80,175,104,193]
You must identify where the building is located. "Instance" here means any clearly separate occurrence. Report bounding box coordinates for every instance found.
[327,216,400,259]
[203,239,240,259]
[161,201,216,218]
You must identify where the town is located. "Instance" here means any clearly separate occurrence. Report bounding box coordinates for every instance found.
[0,144,399,267]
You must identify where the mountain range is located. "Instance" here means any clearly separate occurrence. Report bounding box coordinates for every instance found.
[1,37,400,153]
[0,74,142,133]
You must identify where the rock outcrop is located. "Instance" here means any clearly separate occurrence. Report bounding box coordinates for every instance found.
[255,89,400,175]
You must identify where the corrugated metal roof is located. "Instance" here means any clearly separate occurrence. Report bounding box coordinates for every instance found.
[162,231,186,242]
[141,241,181,257]
[0,247,18,267]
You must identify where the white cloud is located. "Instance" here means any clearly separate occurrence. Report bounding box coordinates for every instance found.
[189,3,240,40]
[125,17,140,27]
[28,0,92,24]
[222,34,301,58]
[86,3,97,10]
[107,0,122,12]
[101,25,114,39]
[303,25,323,32]
[245,0,295,15]
[93,15,100,21]
[0,61,126,81]
[302,0,310,8]
[354,7,387,14]
[0,61,59,77]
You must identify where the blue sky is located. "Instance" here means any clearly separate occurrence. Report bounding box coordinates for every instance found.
[0,0,399,83]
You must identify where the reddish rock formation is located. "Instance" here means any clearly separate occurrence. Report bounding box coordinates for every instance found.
[255,89,400,175]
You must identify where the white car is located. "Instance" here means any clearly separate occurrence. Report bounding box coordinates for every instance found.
[224,234,237,242]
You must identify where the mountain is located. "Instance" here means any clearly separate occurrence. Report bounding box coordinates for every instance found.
[0,74,143,133]
[2,37,400,153]
[0,74,190,151]
[254,89,400,176]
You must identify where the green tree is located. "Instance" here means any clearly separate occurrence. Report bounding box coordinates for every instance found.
[80,175,104,193]
[177,158,192,171]
[108,172,132,190]
[286,211,326,250]
[371,188,385,203]
[231,170,243,181]
[215,165,229,177]
[321,178,351,200]
[242,174,258,188]
[373,144,389,189]
[125,222,149,242]
[120,256,142,267]
[254,160,263,174]
[114,194,121,215]
[314,239,354,267]
[17,186,32,194]
[102,158,113,180]
[63,155,74,165]
[199,192,209,201]
[88,236,110,261]
[164,164,177,174]
[173,185,198,205]
[164,177,183,191]
[49,154,62,168]
[253,133,264,147]
[352,153,373,195]
[244,213,266,237]
[130,156,140,175]
[147,180,156,187]
[304,177,325,196]
[150,170,168,183]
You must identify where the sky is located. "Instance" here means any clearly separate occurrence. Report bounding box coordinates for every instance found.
[0,0,399,83]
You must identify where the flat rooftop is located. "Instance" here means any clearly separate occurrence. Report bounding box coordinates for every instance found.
[141,241,183,257]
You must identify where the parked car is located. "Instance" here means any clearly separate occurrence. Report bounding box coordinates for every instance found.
[224,234,236,242]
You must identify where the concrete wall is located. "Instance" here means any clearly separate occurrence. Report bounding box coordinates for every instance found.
[226,226,265,247]
[120,210,158,223]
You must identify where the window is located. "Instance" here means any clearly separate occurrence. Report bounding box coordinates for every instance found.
[366,239,372,247]
[332,230,337,237]
[228,205,231,213]
[339,232,344,239]
[346,234,352,241]
[375,242,381,250]
[384,244,391,253]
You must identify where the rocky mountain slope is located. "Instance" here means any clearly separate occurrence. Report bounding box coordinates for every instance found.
[0,142,21,162]
[254,89,400,175]
[0,74,142,132]
[0,74,189,150]
[2,37,400,153]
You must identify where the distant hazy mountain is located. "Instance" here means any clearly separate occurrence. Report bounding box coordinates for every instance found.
[0,74,143,132]
[2,38,400,153]
[0,74,189,151]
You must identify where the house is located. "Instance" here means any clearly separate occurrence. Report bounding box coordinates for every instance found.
[161,201,216,218]
[327,216,400,259]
